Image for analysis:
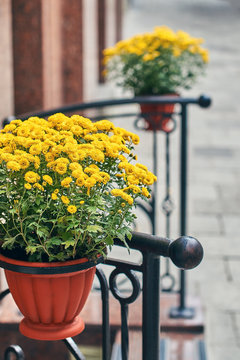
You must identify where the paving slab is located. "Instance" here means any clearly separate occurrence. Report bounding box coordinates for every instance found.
[207,346,240,360]
[205,310,238,346]
[194,235,240,257]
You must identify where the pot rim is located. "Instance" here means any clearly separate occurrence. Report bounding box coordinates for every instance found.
[0,253,103,275]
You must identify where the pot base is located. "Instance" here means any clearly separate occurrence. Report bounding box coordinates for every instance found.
[19,315,85,341]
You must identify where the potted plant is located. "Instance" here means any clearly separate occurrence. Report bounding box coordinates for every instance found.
[0,113,156,340]
[103,25,209,131]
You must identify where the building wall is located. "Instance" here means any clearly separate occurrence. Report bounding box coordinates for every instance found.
[0,0,123,117]
[83,0,123,101]
[0,0,14,123]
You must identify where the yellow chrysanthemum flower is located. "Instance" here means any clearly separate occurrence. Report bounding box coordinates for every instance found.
[6,161,21,172]
[24,171,40,183]
[45,152,55,162]
[34,156,40,169]
[72,169,84,179]
[68,152,79,162]
[76,177,85,186]
[19,158,30,169]
[1,153,14,162]
[29,143,42,155]
[24,183,32,190]
[55,162,67,175]
[17,126,30,137]
[33,183,44,191]
[71,125,83,136]
[51,193,57,200]
[69,162,82,171]
[61,195,70,205]
[95,120,115,132]
[43,175,53,185]
[142,187,151,198]
[111,189,133,205]
[61,177,72,188]
[67,205,77,214]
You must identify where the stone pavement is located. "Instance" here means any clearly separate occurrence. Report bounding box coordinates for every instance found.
[120,1,240,359]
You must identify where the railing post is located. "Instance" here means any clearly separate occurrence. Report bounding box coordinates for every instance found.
[96,267,111,360]
[169,103,194,319]
[142,252,160,360]
[152,130,158,235]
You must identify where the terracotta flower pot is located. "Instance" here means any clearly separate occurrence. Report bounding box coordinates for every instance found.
[140,95,178,132]
[0,254,102,341]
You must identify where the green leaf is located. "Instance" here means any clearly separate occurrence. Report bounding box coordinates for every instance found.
[62,232,73,241]
[2,237,16,249]
[27,221,38,228]
[54,252,68,261]
[48,237,62,245]
[104,235,114,246]
[8,208,17,215]
[21,201,29,215]
[62,239,75,249]
[35,196,41,206]
[87,206,97,213]
[115,230,130,252]
[126,230,132,241]
[36,226,50,238]
[86,225,103,233]
[26,245,42,255]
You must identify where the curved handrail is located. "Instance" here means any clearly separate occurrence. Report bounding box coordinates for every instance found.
[2,94,211,125]
[0,232,203,274]
[114,231,203,270]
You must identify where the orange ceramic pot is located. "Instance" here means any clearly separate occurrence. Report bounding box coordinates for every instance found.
[0,254,101,341]
[140,95,178,131]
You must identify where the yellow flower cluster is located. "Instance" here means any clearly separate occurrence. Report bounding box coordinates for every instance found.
[0,113,156,213]
[103,26,209,96]
[103,25,209,64]
[111,189,134,205]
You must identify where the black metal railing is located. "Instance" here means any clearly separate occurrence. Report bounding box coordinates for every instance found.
[0,231,204,360]
[2,94,211,319]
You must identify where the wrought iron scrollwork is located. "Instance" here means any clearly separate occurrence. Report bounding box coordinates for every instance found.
[4,345,25,360]
[0,288,10,301]
[96,267,111,360]
[161,130,176,292]
[62,338,86,360]
[109,267,141,360]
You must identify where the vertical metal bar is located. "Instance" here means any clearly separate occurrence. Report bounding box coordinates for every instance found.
[121,304,129,360]
[166,133,170,239]
[142,252,160,360]
[165,133,171,275]
[153,130,158,177]
[152,130,157,235]
[96,267,111,360]
[115,0,123,42]
[97,0,106,83]
[180,103,188,310]
[169,104,195,318]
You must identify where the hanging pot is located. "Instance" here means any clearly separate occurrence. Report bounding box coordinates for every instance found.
[140,94,178,132]
[0,253,102,341]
